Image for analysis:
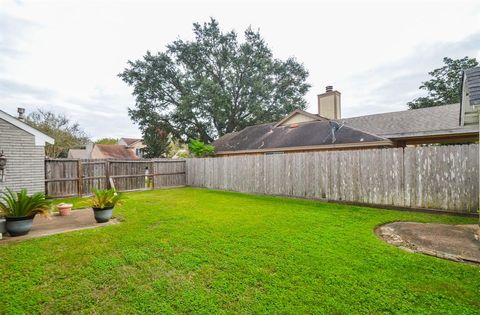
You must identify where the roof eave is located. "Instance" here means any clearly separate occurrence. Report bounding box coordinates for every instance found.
[215,140,393,155]
[382,127,479,139]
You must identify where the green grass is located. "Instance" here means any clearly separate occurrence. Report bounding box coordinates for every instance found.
[1,188,478,314]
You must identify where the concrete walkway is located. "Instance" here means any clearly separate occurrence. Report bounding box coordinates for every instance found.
[376,222,480,264]
[1,208,120,244]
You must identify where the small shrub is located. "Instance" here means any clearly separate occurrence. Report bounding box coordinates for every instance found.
[188,139,214,157]
[0,188,51,218]
[90,189,122,209]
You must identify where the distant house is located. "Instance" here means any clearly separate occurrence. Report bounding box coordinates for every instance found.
[118,138,146,158]
[67,142,92,159]
[67,142,138,160]
[214,108,391,156]
[0,108,54,193]
[67,148,90,159]
[90,144,139,159]
[214,69,480,156]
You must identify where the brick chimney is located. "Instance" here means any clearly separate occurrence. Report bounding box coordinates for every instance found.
[317,86,341,119]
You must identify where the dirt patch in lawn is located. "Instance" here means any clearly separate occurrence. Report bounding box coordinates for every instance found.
[376,222,480,265]
[1,208,120,244]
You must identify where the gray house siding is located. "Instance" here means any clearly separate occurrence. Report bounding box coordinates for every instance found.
[0,118,45,194]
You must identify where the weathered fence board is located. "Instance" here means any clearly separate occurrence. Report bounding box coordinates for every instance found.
[45,159,186,197]
[186,144,479,213]
[45,159,80,198]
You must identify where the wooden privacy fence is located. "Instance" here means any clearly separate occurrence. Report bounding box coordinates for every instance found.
[45,159,186,198]
[186,144,479,213]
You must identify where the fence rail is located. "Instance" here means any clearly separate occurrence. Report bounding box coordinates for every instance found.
[45,159,186,198]
[186,144,479,213]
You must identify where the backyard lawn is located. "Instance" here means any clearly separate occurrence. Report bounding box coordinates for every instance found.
[1,188,479,314]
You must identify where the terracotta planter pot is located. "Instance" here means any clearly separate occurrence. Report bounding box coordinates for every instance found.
[57,203,73,216]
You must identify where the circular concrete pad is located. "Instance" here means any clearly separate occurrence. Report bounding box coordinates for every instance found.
[376,222,480,264]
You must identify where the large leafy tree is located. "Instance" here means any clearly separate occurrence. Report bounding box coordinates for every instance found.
[26,109,90,158]
[407,56,478,109]
[119,18,310,144]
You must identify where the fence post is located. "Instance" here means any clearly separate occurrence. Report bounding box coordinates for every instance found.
[149,161,154,189]
[44,159,48,196]
[106,160,111,189]
[77,160,83,197]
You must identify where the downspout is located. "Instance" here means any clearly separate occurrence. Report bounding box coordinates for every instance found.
[459,72,464,126]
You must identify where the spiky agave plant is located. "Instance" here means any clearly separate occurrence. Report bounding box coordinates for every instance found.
[90,189,122,209]
[0,188,51,218]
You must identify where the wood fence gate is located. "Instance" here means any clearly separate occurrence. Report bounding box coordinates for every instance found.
[45,159,186,198]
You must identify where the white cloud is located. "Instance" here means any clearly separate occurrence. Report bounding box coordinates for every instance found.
[1,0,480,139]
[340,32,480,117]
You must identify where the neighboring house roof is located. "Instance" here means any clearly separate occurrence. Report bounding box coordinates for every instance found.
[214,72,480,155]
[90,144,138,159]
[0,109,54,146]
[464,67,480,106]
[214,120,391,154]
[119,137,143,146]
[68,149,89,159]
[340,104,474,138]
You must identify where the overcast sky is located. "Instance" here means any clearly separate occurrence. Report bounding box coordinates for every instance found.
[1,0,480,140]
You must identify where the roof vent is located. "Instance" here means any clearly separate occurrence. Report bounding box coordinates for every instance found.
[325,85,333,92]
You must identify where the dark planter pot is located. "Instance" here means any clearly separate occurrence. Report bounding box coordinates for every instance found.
[92,206,114,223]
[0,218,6,234]
[6,214,35,236]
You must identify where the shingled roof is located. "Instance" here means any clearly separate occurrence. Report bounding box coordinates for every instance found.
[465,67,480,106]
[91,144,138,159]
[120,138,142,146]
[214,120,391,154]
[340,104,467,138]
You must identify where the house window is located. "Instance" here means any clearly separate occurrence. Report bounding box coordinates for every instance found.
[135,148,144,157]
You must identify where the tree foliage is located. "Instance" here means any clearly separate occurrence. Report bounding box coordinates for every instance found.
[26,109,89,158]
[95,138,118,145]
[407,56,478,109]
[142,126,170,158]
[188,139,215,157]
[167,140,189,158]
[119,18,311,144]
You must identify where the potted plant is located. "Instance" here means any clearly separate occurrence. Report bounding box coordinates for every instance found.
[0,188,51,236]
[57,203,73,216]
[90,189,121,223]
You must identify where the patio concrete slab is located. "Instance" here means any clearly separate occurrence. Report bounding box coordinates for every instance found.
[376,222,480,264]
[0,208,120,244]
